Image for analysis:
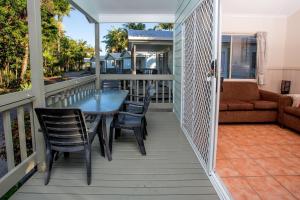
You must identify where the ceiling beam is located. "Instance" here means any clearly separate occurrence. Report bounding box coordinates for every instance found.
[98,14,175,23]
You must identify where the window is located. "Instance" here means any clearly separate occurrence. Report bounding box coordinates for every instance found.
[221,35,257,79]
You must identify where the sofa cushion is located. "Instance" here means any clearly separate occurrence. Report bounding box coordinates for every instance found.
[219,103,228,111]
[284,106,300,117]
[252,100,278,110]
[226,100,254,111]
[221,81,260,102]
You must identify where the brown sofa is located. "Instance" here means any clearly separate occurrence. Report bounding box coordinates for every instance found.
[219,81,282,123]
[282,97,300,132]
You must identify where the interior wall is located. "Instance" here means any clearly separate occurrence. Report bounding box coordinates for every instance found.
[221,15,287,92]
[284,9,300,94]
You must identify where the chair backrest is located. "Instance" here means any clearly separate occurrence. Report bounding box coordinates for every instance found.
[101,80,121,90]
[35,108,89,151]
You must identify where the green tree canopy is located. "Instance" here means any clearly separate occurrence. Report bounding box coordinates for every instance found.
[154,23,174,31]
[0,0,94,92]
[103,28,128,53]
[123,23,145,30]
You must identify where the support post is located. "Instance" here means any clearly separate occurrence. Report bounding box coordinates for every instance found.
[95,23,101,89]
[27,0,46,171]
[132,45,137,74]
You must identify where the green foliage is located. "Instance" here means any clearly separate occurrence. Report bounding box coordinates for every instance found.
[154,23,174,31]
[103,28,128,53]
[124,23,146,30]
[0,0,94,93]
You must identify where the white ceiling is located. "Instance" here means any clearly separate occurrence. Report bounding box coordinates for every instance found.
[71,0,179,22]
[222,0,300,16]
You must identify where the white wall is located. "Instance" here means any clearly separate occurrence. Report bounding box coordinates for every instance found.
[222,15,287,92]
[284,9,300,94]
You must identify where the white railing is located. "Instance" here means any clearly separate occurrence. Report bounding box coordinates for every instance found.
[101,74,174,110]
[45,75,96,106]
[0,90,36,197]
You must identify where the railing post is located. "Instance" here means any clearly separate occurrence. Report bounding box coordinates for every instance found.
[27,0,46,171]
[95,23,101,89]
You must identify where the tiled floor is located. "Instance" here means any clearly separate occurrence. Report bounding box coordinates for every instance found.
[216,124,300,200]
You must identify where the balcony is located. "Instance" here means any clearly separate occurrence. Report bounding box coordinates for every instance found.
[11,111,218,200]
[0,75,219,200]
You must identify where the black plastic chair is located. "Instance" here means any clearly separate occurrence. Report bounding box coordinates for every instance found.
[123,82,154,137]
[109,84,153,155]
[35,108,102,185]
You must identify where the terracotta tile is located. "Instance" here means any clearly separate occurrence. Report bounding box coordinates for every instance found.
[231,158,268,177]
[274,176,300,199]
[277,157,300,175]
[255,158,297,175]
[246,176,296,200]
[216,159,240,177]
[281,145,300,158]
[222,177,261,200]
[216,149,226,160]
[240,145,267,158]
[222,147,249,159]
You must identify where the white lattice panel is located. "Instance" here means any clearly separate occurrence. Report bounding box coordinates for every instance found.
[182,14,195,138]
[182,0,216,170]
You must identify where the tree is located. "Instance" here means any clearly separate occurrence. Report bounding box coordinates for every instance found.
[0,0,28,84]
[103,28,128,53]
[154,23,174,31]
[124,23,145,30]
[0,0,94,91]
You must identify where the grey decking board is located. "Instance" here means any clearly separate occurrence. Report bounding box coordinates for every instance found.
[12,193,220,200]
[11,112,218,200]
[24,179,213,187]
[18,185,217,195]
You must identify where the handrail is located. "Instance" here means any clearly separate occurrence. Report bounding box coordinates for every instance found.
[45,75,96,97]
[100,74,174,81]
[0,90,33,108]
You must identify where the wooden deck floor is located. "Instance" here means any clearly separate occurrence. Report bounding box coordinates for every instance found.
[11,112,218,200]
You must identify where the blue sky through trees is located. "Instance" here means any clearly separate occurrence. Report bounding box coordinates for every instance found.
[63,9,158,55]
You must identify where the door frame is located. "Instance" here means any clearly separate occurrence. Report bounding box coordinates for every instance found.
[179,0,232,199]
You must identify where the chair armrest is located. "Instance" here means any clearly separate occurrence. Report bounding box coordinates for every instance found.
[124,101,144,114]
[259,90,280,102]
[118,111,144,118]
[86,115,101,133]
[124,101,144,107]
[278,95,293,124]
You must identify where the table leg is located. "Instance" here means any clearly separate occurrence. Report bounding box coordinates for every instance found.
[101,116,112,161]
[96,117,105,157]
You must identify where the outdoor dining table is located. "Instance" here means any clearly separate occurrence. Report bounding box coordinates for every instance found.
[49,89,129,161]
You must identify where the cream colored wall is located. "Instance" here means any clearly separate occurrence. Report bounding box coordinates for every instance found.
[222,15,287,92]
[284,9,300,94]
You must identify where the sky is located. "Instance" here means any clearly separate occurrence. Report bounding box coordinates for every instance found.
[62,9,158,55]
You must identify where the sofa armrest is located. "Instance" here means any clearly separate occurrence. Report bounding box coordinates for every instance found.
[259,90,280,102]
[278,95,293,124]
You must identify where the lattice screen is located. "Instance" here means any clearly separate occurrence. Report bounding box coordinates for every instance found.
[182,0,216,170]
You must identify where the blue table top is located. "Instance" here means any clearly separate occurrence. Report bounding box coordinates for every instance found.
[50,90,128,115]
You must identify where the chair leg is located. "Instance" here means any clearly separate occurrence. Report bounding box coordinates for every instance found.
[85,146,92,185]
[115,128,121,139]
[134,128,146,155]
[109,126,114,152]
[64,152,70,159]
[101,117,112,161]
[142,120,146,140]
[144,117,148,136]
[44,149,54,185]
